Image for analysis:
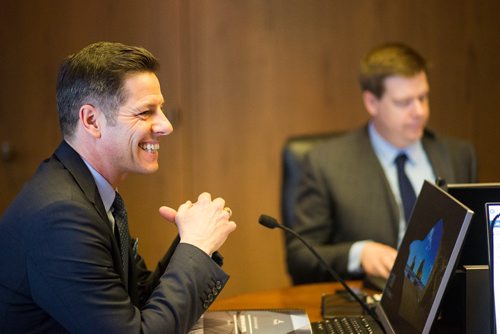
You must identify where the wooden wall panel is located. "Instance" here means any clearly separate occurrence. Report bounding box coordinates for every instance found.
[176,0,500,298]
[1,0,499,301]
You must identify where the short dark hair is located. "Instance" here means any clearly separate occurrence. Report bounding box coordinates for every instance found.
[359,43,427,98]
[56,41,160,138]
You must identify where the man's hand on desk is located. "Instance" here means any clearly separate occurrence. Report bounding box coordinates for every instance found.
[360,242,397,279]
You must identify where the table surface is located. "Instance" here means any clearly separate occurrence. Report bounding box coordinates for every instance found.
[210,281,365,322]
[210,280,471,332]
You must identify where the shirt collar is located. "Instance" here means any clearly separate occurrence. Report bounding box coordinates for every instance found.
[82,159,116,212]
[368,122,422,167]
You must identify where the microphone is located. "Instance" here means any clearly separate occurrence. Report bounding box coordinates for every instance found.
[258,214,378,320]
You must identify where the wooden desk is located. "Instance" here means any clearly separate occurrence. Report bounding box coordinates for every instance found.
[211,282,470,332]
[210,281,364,322]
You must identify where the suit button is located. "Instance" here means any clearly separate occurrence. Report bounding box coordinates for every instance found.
[215,281,222,289]
[203,301,210,309]
[208,293,214,302]
[212,287,218,296]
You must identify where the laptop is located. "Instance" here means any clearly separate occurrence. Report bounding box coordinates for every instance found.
[486,202,500,333]
[313,180,474,334]
[446,183,500,267]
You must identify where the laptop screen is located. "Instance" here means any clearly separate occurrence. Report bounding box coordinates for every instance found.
[375,181,473,334]
[486,202,500,333]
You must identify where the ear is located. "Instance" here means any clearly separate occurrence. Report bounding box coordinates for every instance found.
[79,104,102,138]
[362,91,380,117]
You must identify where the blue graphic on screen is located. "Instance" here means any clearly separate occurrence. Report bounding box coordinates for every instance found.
[404,219,444,289]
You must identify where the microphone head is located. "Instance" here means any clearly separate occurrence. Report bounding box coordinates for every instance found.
[258,214,279,229]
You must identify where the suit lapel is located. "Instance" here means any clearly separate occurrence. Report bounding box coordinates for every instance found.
[359,127,400,242]
[421,130,455,183]
[54,141,109,223]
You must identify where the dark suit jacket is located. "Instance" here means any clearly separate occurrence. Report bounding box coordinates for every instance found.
[287,126,477,284]
[0,141,228,333]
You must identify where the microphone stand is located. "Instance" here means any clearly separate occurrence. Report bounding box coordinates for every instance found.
[258,214,380,323]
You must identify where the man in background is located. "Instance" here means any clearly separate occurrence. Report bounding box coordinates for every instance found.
[0,41,236,333]
[287,42,476,284]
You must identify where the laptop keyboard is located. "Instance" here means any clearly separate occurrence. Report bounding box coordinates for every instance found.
[311,316,377,334]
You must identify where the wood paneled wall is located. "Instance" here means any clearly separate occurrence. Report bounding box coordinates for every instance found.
[1,0,499,299]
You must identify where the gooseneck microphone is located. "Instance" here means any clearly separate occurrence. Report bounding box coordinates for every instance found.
[258,214,378,320]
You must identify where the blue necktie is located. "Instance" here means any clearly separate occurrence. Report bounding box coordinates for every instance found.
[112,192,129,286]
[395,153,417,224]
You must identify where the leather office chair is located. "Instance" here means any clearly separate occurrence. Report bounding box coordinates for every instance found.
[281,132,341,285]
[280,132,341,229]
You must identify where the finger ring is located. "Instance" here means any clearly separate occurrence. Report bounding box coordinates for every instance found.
[223,207,232,217]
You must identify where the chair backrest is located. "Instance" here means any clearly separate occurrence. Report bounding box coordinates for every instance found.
[280,132,342,229]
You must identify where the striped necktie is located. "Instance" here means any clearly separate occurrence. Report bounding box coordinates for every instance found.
[112,191,129,286]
